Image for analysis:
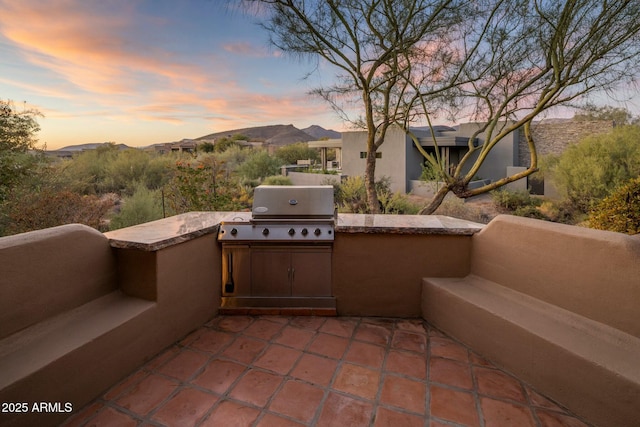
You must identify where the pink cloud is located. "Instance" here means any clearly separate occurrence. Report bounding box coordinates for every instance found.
[0,1,344,146]
[0,76,74,100]
[0,1,212,95]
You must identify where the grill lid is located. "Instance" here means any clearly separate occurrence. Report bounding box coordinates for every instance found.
[252,185,335,220]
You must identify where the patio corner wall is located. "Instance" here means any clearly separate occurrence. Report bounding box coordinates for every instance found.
[333,232,472,317]
[0,216,223,427]
[113,232,222,343]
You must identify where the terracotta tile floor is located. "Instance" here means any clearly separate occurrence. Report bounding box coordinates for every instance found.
[62,316,593,427]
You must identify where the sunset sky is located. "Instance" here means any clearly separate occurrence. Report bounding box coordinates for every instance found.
[0,1,344,149]
[2,2,639,151]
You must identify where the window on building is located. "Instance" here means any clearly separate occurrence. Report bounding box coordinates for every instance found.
[359,152,382,159]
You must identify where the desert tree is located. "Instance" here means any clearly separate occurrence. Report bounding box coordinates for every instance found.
[405,0,640,213]
[245,0,470,212]
[247,0,640,214]
[0,99,43,203]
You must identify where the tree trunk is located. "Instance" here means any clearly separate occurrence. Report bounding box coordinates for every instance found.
[364,151,380,214]
[418,184,450,215]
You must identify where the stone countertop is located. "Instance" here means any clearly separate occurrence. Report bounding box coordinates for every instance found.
[336,214,484,235]
[105,211,484,251]
[104,212,230,251]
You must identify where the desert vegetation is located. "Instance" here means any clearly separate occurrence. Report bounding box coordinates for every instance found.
[0,116,339,236]
[2,98,639,236]
[485,124,640,234]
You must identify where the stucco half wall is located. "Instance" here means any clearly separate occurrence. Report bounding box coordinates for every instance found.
[333,232,471,317]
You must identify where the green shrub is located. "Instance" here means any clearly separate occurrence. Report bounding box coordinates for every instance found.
[419,162,442,181]
[588,177,640,235]
[378,191,421,214]
[275,142,320,165]
[2,189,114,235]
[549,125,640,212]
[491,189,541,211]
[237,150,281,181]
[262,175,293,185]
[213,136,245,153]
[536,200,579,224]
[334,175,419,214]
[165,158,241,213]
[433,198,490,224]
[335,176,368,213]
[110,183,163,230]
[57,145,176,196]
[199,142,215,152]
[513,205,548,220]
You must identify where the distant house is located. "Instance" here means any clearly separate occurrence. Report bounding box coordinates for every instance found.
[307,138,343,170]
[340,119,613,195]
[151,139,198,154]
[171,140,197,153]
[341,124,517,194]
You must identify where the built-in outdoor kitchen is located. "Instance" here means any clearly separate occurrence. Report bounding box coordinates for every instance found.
[5,187,637,427]
[217,185,337,313]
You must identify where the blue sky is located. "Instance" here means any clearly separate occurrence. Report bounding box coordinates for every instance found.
[0,0,342,149]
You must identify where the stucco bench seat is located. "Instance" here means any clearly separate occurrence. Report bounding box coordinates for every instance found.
[423,275,640,423]
[0,290,154,393]
[421,215,640,427]
[0,216,223,426]
[0,224,158,427]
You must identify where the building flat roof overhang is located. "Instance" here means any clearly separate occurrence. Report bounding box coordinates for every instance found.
[308,139,342,149]
[419,136,478,147]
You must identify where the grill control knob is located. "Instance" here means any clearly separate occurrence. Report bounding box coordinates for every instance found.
[262,228,269,236]
[301,228,308,236]
[230,228,238,235]
[288,228,295,236]
[314,228,322,236]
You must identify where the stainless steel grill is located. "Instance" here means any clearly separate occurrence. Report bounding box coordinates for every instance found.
[218,185,335,243]
[217,185,336,312]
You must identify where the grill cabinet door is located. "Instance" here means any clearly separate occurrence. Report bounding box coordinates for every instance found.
[291,249,332,296]
[251,248,291,296]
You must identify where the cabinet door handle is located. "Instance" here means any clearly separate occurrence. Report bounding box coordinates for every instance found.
[291,267,295,282]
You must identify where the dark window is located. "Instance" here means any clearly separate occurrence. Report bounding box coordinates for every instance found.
[359,152,382,159]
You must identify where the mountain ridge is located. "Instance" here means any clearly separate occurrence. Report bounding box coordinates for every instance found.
[301,125,341,140]
[48,124,341,152]
[55,142,131,151]
[196,124,341,145]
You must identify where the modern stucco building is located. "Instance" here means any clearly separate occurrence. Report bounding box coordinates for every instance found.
[339,119,614,195]
[341,123,521,194]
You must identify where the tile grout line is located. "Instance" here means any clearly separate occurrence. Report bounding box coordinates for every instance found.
[470,348,487,427]
[245,315,327,427]
[304,316,359,427]
[192,315,261,427]
[190,318,259,427]
[424,320,433,427]
[261,316,313,426]
[373,318,401,427]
